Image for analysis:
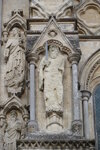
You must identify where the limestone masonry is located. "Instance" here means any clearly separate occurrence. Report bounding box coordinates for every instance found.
[1,0,100,149]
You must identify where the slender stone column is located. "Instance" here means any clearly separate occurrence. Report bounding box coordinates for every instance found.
[68,53,82,135]
[81,90,91,139]
[27,54,38,133]
[0,0,2,71]
[30,61,36,121]
[0,0,2,44]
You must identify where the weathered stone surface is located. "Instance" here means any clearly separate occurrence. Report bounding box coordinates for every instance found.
[0,0,99,149]
[4,27,26,97]
[4,110,22,150]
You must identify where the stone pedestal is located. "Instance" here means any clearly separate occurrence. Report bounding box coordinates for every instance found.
[46,112,63,132]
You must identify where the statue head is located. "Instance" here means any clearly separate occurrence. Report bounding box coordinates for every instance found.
[12,27,20,37]
[49,45,59,59]
[10,110,17,121]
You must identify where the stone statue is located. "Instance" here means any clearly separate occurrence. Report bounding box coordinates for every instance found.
[0,117,6,150]
[4,110,22,150]
[4,27,25,97]
[39,45,65,113]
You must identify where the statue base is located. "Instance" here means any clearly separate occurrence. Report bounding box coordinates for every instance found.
[46,112,63,132]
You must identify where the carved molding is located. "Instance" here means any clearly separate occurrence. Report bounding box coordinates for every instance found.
[86,60,100,91]
[30,0,73,18]
[28,40,72,62]
[79,50,100,91]
[56,0,73,18]
[77,3,100,28]
[17,138,95,149]
[37,40,72,56]
[0,96,28,117]
[77,22,92,35]
[74,0,81,7]
[3,11,26,43]
[27,17,81,59]
[77,0,100,35]
[30,2,48,18]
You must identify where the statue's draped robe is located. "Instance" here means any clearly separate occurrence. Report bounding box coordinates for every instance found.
[4,37,25,94]
[4,120,21,150]
[39,54,65,112]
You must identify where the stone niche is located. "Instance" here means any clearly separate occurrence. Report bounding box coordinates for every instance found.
[36,43,72,133]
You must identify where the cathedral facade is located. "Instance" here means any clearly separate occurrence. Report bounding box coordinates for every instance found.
[0,0,100,149]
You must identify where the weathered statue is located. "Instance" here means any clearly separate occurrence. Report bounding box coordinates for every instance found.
[4,110,22,150]
[0,117,6,150]
[39,45,65,113]
[4,27,25,97]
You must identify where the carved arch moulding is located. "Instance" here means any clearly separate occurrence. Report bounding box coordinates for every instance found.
[0,96,29,150]
[0,96,28,117]
[35,40,72,57]
[26,16,81,60]
[2,10,26,43]
[27,39,81,65]
[79,50,100,92]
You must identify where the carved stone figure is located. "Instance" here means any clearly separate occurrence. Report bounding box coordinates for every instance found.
[4,110,22,150]
[0,117,6,150]
[39,45,65,113]
[4,27,25,97]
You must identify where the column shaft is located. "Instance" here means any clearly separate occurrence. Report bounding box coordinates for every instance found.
[0,0,2,75]
[83,100,89,139]
[30,63,35,121]
[81,90,91,139]
[72,63,80,120]
[0,0,2,43]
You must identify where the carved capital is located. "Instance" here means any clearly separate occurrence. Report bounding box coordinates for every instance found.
[2,30,8,43]
[22,114,29,121]
[81,90,91,101]
[68,53,81,65]
[71,120,82,136]
[27,53,38,66]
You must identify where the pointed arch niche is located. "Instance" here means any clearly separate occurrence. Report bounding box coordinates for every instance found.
[27,36,81,133]
[80,49,100,140]
[31,39,73,132]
